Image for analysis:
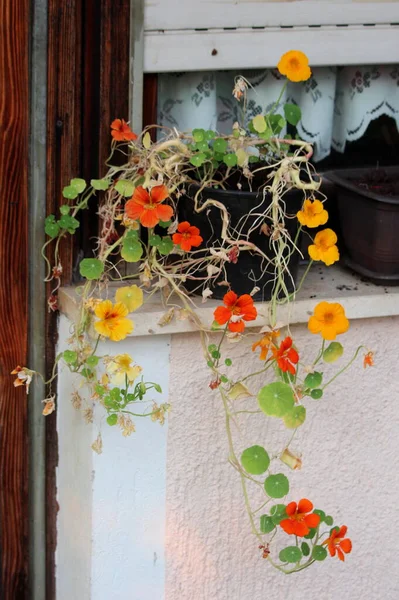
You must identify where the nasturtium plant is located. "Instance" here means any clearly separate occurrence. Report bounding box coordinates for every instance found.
[241,445,270,475]
[264,473,289,499]
[15,49,366,577]
[79,258,104,280]
[258,382,295,417]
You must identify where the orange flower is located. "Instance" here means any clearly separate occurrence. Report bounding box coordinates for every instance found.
[324,526,352,561]
[252,330,280,361]
[272,336,299,375]
[172,221,203,251]
[214,291,257,333]
[277,50,311,82]
[308,301,349,340]
[280,499,320,537]
[308,229,339,266]
[363,351,374,368]
[297,199,328,228]
[125,185,173,228]
[110,119,137,142]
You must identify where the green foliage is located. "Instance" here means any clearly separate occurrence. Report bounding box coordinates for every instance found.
[63,350,78,364]
[264,473,289,499]
[121,231,143,262]
[301,542,310,557]
[86,356,99,368]
[91,178,111,191]
[107,414,118,426]
[260,515,275,534]
[283,405,306,429]
[241,445,270,475]
[284,103,302,126]
[310,389,323,400]
[213,138,228,154]
[223,153,238,167]
[58,214,80,233]
[79,258,104,280]
[304,371,323,389]
[323,341,344,363]
[312,545,328,561]
[190,152,207,167]
[115,179,135,197]
[258,382,295,418]
[270,504,287,525]
[279,546,302,563]
[45,215,60,238]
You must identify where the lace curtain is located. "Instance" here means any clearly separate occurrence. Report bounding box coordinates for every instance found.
[157,65,399,162]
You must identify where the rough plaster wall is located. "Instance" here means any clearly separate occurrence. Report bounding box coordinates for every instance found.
[167,316,399,600]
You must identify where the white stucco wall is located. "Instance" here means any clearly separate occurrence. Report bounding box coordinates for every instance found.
[166,317,399,600]
[56,314,399,599]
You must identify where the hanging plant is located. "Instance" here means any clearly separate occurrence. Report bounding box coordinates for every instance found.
[12,50,375,573]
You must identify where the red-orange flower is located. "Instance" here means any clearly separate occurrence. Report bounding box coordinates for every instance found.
[363,351,374,368]
[214,291,257,333]
[125,185,173,228]
[110,119,137,142]
[272,336,299,375]
[252,330,280,361]
[280,499,320,537]
[172,221,203,252]
[323,526,352,561]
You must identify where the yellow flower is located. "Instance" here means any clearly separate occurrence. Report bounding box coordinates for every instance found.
[308,301,349,340]
[115,285,143,313]
[94,300,134,341]
[277,50,311,82]
[107,353,142,385]
[308,229,339,266]
[297,199,328,228]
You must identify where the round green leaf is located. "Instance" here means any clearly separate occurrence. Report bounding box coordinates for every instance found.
[45,215,60,238]
[304,527,317,540]
[190,152,206,167]
[70,178,86,193]
[63,350,78,364]
[252,114,267,133]
[260,515,275,534]
[79,258,104,280]
[324,515,334,526]
[304,371,323,389]
[279,546,302,564]
[258,382,295,418]
[310,389,323,400]
[157,236,174,256]
[149,234,162,247]
[59,205,71,215]
[91,178,110,191]
[313,509,325,522]
[264,473,289,499]
[283,405,306,429]
[213,138,228,154]
[270,504,287,525]
[301,542,310,557]
[115,179,135,197]
[107,414,118,426]
[58,214,80,232]
[86,356,99,368]
[204,130,216,141]
[284,103,302,126]
[121,237,143,262]
[225,358,232,366]
[241,445,270,475]
[62,185,79,199]
[192,128,205,142]
[223,153,238,167]
[312,545,328,561]
[323,341,344,363]
[196,141,209,153]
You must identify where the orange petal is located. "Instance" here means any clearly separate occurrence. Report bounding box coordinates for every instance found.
[293,521,309,537]
[298,499,313,514]
[337,547,345,561]
[155,204,174,223]
[223,291,238,308]
[285,502,297,516]
[140,209,160,228]
[150,184,169,204]
[125,199,144,221]
[179,238,193,252]
[242,306,257,321]
[132,186,150,206]
[339,525,348,538]
[280,518,296,535]
[189,235,203,248]
[172,233,183,246]
[304,513,320,529]
[214,306,232,325]
[110,119,122,130]
[177,221,191,233]
[340,539,352,554]
[228,320,245,333]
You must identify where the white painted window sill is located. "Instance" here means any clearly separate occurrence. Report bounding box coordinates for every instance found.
[58,264,399,337]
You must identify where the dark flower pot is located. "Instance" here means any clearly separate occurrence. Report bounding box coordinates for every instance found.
[178,182,304,301]
[325,167,399,285]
